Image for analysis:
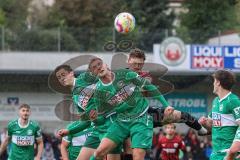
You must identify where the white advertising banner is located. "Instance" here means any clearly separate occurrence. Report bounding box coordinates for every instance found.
[154,37,240,73]
[0,93,63,121]
[153,37,191,73]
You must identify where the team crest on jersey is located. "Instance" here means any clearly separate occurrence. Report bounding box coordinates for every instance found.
[117,81,124,88]
[174,143,179,148]
[105,91,110,97]
[27,129,33,135]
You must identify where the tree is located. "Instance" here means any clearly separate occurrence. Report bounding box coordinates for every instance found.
[41,0,128,51]
[0,9,5,25]
[40,0,174,51]
[179,0,239,43]
[0,0,31,30]
[127,0,175,51]
[12,29,80,51]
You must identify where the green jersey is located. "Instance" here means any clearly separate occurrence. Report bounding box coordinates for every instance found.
[63,121,92,160]
[94,69,168,121]
[7,119,42,160]
[68,72,101,134]
[72,72,98,115]
[209,92,240,153]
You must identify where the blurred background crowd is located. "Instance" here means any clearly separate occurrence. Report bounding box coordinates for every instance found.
[0,128,212,160]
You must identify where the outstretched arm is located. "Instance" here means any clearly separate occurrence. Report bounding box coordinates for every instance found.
[126,71,169,107]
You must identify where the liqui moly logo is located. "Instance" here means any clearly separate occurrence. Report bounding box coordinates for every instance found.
[191,45,224,69]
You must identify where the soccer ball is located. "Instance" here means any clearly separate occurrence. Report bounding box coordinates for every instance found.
[114,12,135,34]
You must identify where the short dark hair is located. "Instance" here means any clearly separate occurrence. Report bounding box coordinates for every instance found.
[164,123,176,129]
[213,70,236,90]
[19,104,30,110]
[129,48,146,61]
[55,65,73,74]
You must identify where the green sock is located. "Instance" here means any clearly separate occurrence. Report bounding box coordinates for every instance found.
[89,155,96,160]
[89,155,103,160]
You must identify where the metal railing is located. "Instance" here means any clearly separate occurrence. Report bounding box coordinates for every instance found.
[0,26,237,52]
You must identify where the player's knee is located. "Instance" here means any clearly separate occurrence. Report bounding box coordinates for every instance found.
[94,149,106,159]
[124,138,132,154]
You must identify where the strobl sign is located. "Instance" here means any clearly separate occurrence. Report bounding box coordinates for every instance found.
[148,93,207,118]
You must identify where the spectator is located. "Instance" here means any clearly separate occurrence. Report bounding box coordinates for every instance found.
[0,128,8,160]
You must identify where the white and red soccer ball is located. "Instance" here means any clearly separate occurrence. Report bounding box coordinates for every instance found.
[114,12,135,34]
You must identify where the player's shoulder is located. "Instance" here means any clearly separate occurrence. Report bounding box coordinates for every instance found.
[139,71,150,77]
[212,97,219,103]
[29,120,40,128]
[174,135,183,141]
[159,135,167,142]
[226,93,240,107]
[8,119,18,128]
[77,71,98,84]
[66,121,80,130]
[114,68,132,75]
[228,93,240,102]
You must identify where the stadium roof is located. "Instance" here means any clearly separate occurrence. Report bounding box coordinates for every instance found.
[1,52,239,75]
[0,52,119,73]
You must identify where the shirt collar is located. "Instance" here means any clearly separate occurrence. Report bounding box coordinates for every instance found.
[219,92,231,102]
[18,118,29,128]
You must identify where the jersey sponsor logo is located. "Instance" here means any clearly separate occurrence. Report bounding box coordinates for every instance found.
[212,112,222,126]
[78,95,90,109]
[163,148,176,153]
[77,84,95,110]
[173,143,179,148]
[72,135,87,146]
[12,135,34,146]
[234,107,240,116]
[108,83,136,105]
[27,129,33,135]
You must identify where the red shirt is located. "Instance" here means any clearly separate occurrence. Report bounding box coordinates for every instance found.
[158,135,185,160]
[138,71,152,82]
